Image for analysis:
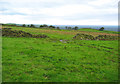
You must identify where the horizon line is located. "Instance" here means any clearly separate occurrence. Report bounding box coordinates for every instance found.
[1,23,118,26]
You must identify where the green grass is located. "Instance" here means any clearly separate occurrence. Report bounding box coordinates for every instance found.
[2,26,118,82]
[3,25,119,34]
[3,26,74,40]
[78,28,119,34]
[2,37,118,82]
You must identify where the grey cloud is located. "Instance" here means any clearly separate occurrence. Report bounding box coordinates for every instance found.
[1,1,64,9]
[1,12,27,15]
[0,0,118,25]
[61,13,117,21]
[24,14,54,21]
[0,8,8,11]
[0,0,96,9]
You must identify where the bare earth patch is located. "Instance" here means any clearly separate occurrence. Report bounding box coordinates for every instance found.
[36,30,118,36]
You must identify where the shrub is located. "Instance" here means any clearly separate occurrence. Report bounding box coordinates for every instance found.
[30,24,35,28]
[56,27,60,30]
[43,24,48,27]
[74,26,78,30]
[99,27,104,31]
[49,25,55,28]
[39,25,44,28]
[22,24,26,27]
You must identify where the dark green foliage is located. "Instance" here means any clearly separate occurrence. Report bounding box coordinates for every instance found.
[2,28,48,38]
[39,25,44,28]
[49,25,53,28]
[52,26,55,28]
[27,25,30,27]
[74,26,78,30]
[43,24,48,27]
[39,24,49,28]
[49,25,55,28]
[30,24,35,28]
[66,26,78,30]
[56,27,60,30]
[99,27,104,31]
[68,27,72,30]
[65,26,68,29]
[22,24,26,27]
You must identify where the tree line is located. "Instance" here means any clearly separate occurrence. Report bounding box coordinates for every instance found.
[22,24,80,30]
[2,23,105,31]
[65,26,78,30]
[22,24,60,29]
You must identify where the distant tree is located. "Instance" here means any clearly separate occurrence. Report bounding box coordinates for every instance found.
[74,26,78,30]
[72,28,75,30]
[65,26,68,30]
[10,24,16,26]
[39,25,44,28]
[27,25,30,27]
[49,25,53,28]
[68,27,72,30]
[22,24,26,27]
[2,23,16,26]
[99,27,104,31]
[56,27,60,30]
[43,24,48,27]
[52,26,55,28]
[49,25,55,28]
[30,24,35,28]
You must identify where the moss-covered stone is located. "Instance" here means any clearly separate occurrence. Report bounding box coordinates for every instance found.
[73,33,118,40]
[73,33,95,40]
[2,28,49,38]
[95,35,118,40]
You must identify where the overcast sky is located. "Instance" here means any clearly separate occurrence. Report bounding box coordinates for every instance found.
[0,0,119,25]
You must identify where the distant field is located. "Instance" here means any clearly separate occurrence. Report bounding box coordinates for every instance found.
[78,28,119,34]
[3,26,119,35]
[2,26,118,82]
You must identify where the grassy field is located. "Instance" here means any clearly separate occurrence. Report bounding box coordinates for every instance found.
[2,26,118,82]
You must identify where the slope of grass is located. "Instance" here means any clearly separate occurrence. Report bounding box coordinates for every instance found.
[2,26,118,82]
[3,25,119,34]
[2,26,119,39]
[78,28,119,34]
[2,37,118,82]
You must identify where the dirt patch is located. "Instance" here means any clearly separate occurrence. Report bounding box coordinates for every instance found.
[34,29,118,36]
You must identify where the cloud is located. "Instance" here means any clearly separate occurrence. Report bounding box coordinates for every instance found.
[0,0,118,25]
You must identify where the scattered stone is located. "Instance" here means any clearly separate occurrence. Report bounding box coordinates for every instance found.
[73,33,118,40]
[95,35,118,40]
[73,33,95,40]
[59,40,67,43]
[2,28,49,38]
